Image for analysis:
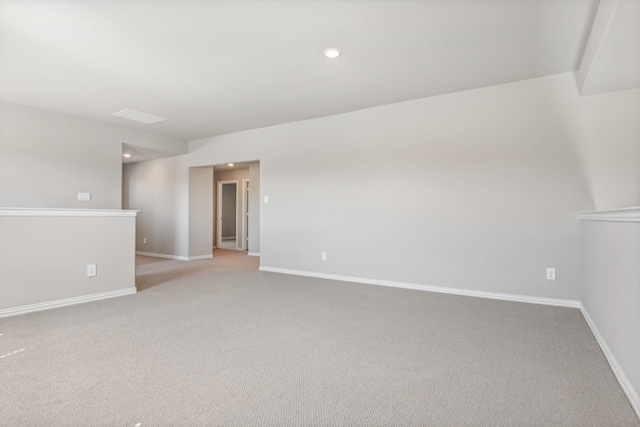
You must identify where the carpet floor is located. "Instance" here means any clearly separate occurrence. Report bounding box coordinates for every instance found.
[1,251,638,426]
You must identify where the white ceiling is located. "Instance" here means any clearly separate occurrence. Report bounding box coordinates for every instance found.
[0,0,633,144]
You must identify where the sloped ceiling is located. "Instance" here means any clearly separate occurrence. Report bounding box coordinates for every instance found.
[577,0,640,96]
[0,0,608,144]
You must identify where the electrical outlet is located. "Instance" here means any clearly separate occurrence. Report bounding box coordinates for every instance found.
[87,264,97,277]
[143,237,147,244]
[77,192,91,201]
[546,268,556,280]
[321,252,327,261]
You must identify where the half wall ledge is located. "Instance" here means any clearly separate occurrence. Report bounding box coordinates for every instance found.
[578,207,640,223]
[0,207,138,217]
[0,208,138,318]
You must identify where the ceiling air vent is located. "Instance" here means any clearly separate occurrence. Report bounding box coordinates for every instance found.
[112,109,167,124]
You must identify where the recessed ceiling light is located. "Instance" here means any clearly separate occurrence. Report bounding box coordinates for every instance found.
[228,163,235,167]
[112,109,167,124]
[323,48,341,58]
[123,153,132,158]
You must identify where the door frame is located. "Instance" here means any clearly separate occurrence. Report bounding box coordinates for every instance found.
[217,180,240,249]
[241,179,250,251]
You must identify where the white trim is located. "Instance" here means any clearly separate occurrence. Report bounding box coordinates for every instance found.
[0,288,137,318]
[258,266,580,308]
[242,178,250,251]
[578,207,640,223]
[136,251,189,261]
[579,304,640,419]
[0,208,138,217]
[248,252,261,257]
[135,251,212,261]
[188,254,213,261]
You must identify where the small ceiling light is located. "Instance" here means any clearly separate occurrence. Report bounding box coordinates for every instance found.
[123,153,132,158]
[323,48,341,58]
[227,163,235,167]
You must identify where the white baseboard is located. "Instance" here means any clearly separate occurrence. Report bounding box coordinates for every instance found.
[258,266,580,308]
[136,251,189,261]
[248,252,260,257]
[0,288,137,318]
[256,267,637,417]
[579,304,640,419]
[188,254,213,261]
[136,251,212,261]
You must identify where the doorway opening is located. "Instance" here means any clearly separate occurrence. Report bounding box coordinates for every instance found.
[217,180,238,250]
[212,161,258,255]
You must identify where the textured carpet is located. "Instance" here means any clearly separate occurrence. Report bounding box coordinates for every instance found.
[1,251,638,426]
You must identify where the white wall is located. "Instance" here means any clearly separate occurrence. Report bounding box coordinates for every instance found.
[0,100,186,209]
[186,73,594,301]
[567,89,640,209]
[188,166,213,258]
[127,72,638,301]
[248,162,260,254]
[0,210,137,316]
[125,161,260,258]
[123,155,190,258]
[580,216,640,417]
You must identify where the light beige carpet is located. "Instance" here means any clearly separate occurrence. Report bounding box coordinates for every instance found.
[1,251,638,426]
